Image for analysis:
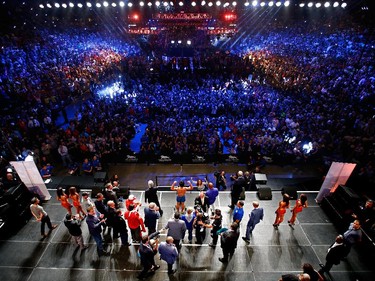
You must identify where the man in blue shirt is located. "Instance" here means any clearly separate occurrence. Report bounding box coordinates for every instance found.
[232,201,244,225]
[82,158,93,175]
[206,182,219,214]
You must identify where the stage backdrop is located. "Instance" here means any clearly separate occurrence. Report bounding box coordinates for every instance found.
[316,162,356,203]
[10,161,51,200]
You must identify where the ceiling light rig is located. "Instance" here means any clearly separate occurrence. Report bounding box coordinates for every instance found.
[35,1,350,11]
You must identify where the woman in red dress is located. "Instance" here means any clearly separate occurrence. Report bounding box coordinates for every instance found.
[57,187,72,214]
[273,193,290,228]
[69,186,86,219]
[288,194,308,226]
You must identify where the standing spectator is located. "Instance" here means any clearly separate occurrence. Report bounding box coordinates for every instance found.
[191,177,208,191]
[56,187,72,215]
[171,180,193,213]
[215,170,227,191]
[207,209,222,247]
[352,199,375,233]
[288,194,308,226]
[63,213,88,250]
[194,191,210,213]
[318,235,347,274]
[274,193,290,228]
[81,191,95,212]
[104,182,119,208]
[181,207,195,243]
[158,236,179,275]
[164,212,186,252]
[242,201,264,243]
[30,197,57,238]
[302,263,323,281]
[94,193,108,218]
[137,234,160,280]
[58,142,72,167]
[69,186,86,219]
[125,194,141,211]
[144,202,160,235]
[342,219,362,257]
[106,200,117,239]
[124,204,146,243]
[218,222,240,263]
[113,209,131,246]
[206,182,219,214]
[233,201,245,225]
[86,206,108,256]
[229,171,246,209]
[145,180,163,216]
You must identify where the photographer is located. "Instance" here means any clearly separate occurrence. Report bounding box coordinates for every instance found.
[206,209,223,247]
[138,234,160,280]
[64,213,88,250]
[193,205,210,244]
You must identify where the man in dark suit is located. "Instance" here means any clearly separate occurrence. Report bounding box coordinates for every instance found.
[218,222,240,263]
[319,235,347,273]
[138,234,160,280]
[194,191,210,213]
[242,201,264,243]
[229,171,246,209]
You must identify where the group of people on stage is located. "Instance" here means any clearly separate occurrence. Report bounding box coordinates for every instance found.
[27,168,373,280]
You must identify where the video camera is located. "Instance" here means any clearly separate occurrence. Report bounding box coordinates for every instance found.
[194,205,210,224]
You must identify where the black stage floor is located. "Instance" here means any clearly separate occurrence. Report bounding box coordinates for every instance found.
[1,164,374,281]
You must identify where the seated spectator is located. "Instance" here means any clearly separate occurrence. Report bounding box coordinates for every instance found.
[92,155,102,171]
[40,164,53,180]
[82,158,93,175]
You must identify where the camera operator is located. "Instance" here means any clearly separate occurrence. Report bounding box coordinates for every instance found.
[207,209,223,247]
[193,205,210,244]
